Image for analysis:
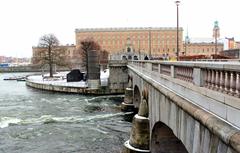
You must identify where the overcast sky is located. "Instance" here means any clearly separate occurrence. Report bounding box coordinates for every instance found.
[0,0,239,58]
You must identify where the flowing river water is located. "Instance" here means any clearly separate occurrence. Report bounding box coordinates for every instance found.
[0,73,132,153]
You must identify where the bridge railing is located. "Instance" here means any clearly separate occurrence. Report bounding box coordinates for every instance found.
[130,60,240,97]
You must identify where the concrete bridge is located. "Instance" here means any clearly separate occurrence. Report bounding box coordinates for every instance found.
[122,60,240,153]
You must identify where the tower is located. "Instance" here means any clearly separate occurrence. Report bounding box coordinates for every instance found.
[213,21,220,55]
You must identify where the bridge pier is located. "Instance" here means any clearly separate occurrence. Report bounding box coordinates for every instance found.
[121,88,135,112]
[123,99,150,153]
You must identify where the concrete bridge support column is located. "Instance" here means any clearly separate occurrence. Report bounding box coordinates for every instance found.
[123,99,150,153]
[121,88,135,112]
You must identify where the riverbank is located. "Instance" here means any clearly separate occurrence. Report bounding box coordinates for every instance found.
[26,71,125,95]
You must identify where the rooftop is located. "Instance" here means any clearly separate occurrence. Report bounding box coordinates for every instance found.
[75,27,183,33]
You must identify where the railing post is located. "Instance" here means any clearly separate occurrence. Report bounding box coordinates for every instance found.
[171,65,175,78]
[147,62,152,71]
[193,68,204,87]
[158,63,161,74]
[236,73,240,97]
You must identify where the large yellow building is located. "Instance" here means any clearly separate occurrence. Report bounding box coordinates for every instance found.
[75,27,183,58]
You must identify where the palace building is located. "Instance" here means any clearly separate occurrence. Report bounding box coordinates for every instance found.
[32,27,185,67]
[75,27,183,59]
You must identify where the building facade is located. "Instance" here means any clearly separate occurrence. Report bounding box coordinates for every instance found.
[184,42,224,56]
[220,49,240,59]
[32,44,80,68]
[75,27,183,59]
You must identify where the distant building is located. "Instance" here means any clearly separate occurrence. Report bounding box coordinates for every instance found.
[183,37,224,56]
[75,27,184,59]
[220,49,240,59]
[0,56,31,66]
[32,44,80,68]
[184,42,224,56]
[225,37,240,50]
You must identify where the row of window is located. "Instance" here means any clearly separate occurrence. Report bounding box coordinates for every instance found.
[78,34,181,41]
[188,48,222,53]
[81,39,182,47]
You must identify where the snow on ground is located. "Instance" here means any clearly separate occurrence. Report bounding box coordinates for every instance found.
[27,69,109,88]
[100,69,109,86]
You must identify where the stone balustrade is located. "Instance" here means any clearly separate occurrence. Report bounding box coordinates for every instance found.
[131,60,240,97]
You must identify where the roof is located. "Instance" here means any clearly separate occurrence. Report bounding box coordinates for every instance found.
[188,37,224,43]
[75,27,183,33]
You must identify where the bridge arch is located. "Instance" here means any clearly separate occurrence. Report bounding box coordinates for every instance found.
[133,85,141,108]
[151,121,188,153]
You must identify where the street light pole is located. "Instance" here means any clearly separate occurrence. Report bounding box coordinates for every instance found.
[175,1,180,61]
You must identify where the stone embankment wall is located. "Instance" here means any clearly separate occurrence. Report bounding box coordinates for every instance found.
[26,60,129,95]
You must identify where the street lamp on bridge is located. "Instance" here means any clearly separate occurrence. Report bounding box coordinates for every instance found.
[175,1,180,61]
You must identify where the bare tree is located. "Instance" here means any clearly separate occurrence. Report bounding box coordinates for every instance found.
[79,38,101,75]
[37,34,69,77]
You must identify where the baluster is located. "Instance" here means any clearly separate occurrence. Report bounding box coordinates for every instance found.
[180,67,183,80]
[186,68,189,82]
[178,67,180,80]
[203,69,208,87]
[176,67,179,79]
[208,70,211,87]
[181,67,184,81]
[191,68,194,82]
[229,72,236,95]
[188,68,191,82]
[236,73,240,97]
[224,71,229,93]
[182,67,185,81]
[233,72,237,96]
[215,70,219,90]
[185,68,188,81]
[211,70,215,89]
[178,67,180,79]
[219,71,224,92]
[188,68,190,82]
[207,69,211,88]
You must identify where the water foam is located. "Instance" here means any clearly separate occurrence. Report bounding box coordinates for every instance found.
[0,117,21,128]
[0,112,131,128]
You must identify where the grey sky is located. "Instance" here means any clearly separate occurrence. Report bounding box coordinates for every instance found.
[0,0,239,58]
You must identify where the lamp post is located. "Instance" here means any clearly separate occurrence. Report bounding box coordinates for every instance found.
[175,1,180,61]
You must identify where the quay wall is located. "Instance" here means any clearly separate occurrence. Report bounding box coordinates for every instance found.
[26,80,124,95]
[26,60,129,95]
